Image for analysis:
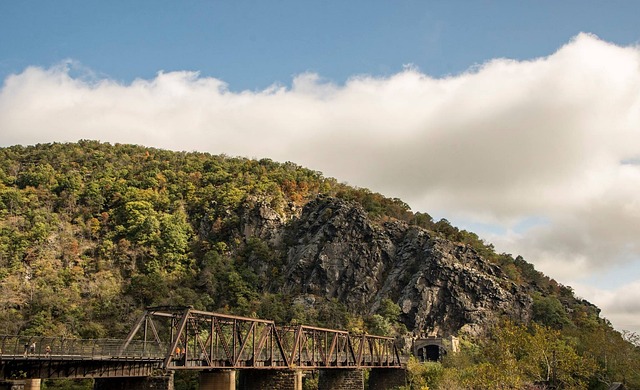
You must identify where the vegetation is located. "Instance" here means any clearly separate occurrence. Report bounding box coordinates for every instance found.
[1,141,638,389]
[403,319,640,389]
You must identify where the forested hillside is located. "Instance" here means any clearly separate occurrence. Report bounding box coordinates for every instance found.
[1,141,638,389]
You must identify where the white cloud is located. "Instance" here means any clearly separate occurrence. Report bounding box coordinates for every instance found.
[2,33,640,330]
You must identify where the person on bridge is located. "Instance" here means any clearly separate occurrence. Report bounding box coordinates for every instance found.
[29,342,36,355]
[23,342,29,357]
[174,346,184,366]
[45,345,51,357]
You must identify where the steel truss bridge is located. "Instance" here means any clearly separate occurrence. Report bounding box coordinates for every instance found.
[0,306,402,380]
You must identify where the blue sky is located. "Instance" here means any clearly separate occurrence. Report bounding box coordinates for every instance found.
[2,1,640,332]
[2,1,639,90]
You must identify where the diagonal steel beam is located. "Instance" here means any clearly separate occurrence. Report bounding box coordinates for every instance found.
[119,310,148,355]
[232,321,255,366]
[163,307,191,369]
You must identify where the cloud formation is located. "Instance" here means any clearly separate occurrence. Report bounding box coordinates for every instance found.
[2,33,640,330]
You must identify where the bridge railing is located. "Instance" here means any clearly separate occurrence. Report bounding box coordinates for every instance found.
[0,335,165,359]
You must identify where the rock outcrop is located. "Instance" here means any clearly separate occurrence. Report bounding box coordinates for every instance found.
[240,195,532,337]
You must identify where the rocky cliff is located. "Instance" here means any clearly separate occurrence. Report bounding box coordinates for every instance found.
[240,195,532,337]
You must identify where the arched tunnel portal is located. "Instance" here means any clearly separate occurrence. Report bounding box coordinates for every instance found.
[413,337,451,362]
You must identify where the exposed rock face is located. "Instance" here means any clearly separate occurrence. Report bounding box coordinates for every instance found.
[241,195,531,337]
[240,196,296,245]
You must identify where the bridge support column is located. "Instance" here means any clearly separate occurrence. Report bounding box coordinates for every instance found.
[238,369,302,390]
[368,368,407,390]
[318,369,363,390]
[94,372,174,390]
[23,379,41,390]
[199,370,236,390]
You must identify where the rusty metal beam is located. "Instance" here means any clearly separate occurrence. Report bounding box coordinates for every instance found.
[1,307,402,381]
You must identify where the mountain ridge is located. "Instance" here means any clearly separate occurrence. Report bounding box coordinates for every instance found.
[1,141,636,388]
[0,141,598,334]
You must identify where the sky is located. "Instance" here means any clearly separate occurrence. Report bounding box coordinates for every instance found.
[1,1,640,332]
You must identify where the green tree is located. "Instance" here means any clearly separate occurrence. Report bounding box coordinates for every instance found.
[532,292,572,329]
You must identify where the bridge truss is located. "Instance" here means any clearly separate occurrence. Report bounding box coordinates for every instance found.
[121,306,402,370]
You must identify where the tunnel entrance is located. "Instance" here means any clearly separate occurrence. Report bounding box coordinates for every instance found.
[425,345,440,361]
[416,344,444,362]
[413,336,457,362]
